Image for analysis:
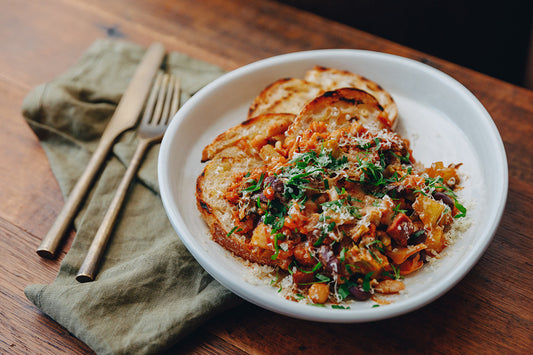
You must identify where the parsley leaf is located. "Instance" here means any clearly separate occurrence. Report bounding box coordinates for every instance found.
[226,226,243,237]
[332,304,351,309]
[242,173,265,193]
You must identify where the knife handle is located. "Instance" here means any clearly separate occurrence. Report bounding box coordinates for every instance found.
[36,43,165,258]
[37,137,114,258]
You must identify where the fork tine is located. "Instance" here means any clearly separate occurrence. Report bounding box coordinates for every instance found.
[160,75,174,124]
[142,72,163,124]
[159,74,181,125]
[169,76,181,123]
[143,73,180,126]
[152,73,169,124]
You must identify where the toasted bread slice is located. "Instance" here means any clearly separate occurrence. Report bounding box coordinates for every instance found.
[197,69,397,271]
[201,113,295,162]
[285,88,388,152]
[247,78,324,119]
[196,146,283,267]
[304,66,398,128]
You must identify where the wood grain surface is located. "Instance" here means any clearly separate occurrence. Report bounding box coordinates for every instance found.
[1,0,532,353]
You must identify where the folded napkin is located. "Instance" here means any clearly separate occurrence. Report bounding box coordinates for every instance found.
[23,39,240,355]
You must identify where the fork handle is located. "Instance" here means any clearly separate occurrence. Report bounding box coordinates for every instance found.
[76,138,152,282]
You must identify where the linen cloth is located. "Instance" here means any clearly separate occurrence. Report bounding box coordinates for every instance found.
[23,39,239,355]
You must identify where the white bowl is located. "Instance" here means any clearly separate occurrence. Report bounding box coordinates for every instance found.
[158,50,508,322]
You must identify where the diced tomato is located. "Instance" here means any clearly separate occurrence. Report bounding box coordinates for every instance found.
[264,186,275,200]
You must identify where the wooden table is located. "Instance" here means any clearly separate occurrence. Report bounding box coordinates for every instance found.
[1,0,532,353]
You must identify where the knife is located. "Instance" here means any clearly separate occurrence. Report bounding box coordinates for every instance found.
[37,42,166,258]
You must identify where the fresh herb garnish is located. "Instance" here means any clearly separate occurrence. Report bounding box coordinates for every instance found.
[357,156,386,187]
[383,263,403,280]
[313,231,326,247]
[368,249,383,265]
[453,198,467,218]
[390,150,411,164]
[262,199,287,232]
[366,239,385,253]
[327,221,336,232]
[226,226,243,237]
[315,273,331,283]
[339,247,347,262]
[311,262,323,273]
[332,305,351,309]
[344,263,360,275]
[337,280,357,301]
[392,203,407,217]
[362,271,374,292]
[271,233,285,260]
[294,261,324,276]
[242,173,265,193]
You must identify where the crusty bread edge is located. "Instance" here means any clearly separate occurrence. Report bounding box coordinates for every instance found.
[196,170,279,268]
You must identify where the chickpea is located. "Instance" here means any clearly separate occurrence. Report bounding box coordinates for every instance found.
[308,283,329,304]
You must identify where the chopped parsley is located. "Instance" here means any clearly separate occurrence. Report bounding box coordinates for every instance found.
[232,123,466,306]
[357,156,386,187]
[339,247,347,262]
[337,282,353,301]
[362,271,374,292]
[277,146,349,202]
[271,233,285,260]
[315,273,331,283]
[390,150,411,164]
[331,305,351,309]
[226,226,243,237]
[392,202,407,216]
[242,173,265,193]
[382,263,403,280]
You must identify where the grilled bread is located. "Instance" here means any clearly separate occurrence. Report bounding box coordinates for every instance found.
[304,66,397,128]
[247,78,323,119]
[286,88,387,139]
[197,67,397,269]
[247,66,397,128]
[196,146,281,266]
[201,113,294,162]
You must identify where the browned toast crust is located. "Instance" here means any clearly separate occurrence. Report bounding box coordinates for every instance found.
[304,66,398,128]
[247,78,323,119]
[201,113,294,162]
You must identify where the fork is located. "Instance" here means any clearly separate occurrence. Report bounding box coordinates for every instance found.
[76,72,180,283]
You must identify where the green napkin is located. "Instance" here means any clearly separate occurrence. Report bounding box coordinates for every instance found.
[23,39,240,355]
